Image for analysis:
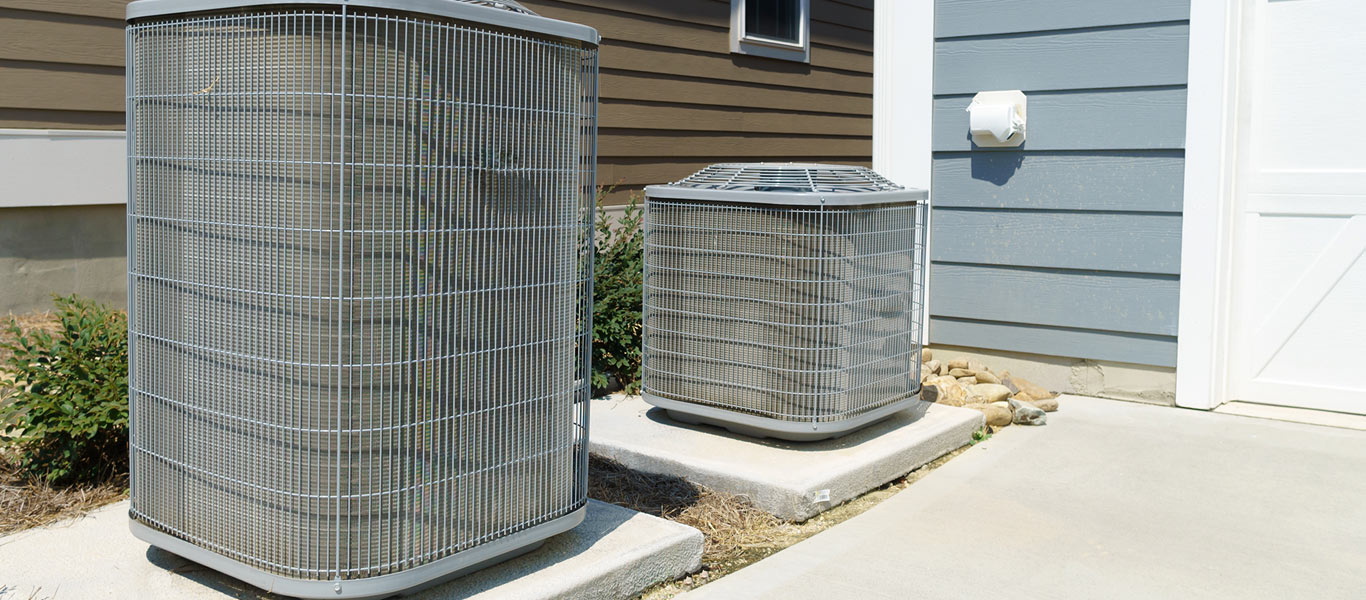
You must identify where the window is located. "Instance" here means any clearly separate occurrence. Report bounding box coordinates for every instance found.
[731,0,810,63]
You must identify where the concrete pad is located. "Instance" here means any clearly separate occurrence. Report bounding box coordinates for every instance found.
[589,396,983,521]
[0,500,702,600]
[680,395,1366,600]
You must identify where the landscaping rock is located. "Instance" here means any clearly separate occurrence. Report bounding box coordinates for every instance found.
[1008,398,1047,426]
[926,375,958,388]
[968,360,989,373]
[999,371,1020,395]
[968,383,1012,404]
[948,368,974,378]
[938,363,951,376]
[1028,396,1059,412]
[974,370,1001,385]
[922,360,942,376]
[957,376,978,386]
[921,349,934,362]
[948,358,970,371]
[964,402,1012,427]
[922,382,968,407]
[1003,375,1052,400]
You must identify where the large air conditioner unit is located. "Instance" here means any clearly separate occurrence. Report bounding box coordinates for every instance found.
[124,1,598,597]
[642,164,927,441]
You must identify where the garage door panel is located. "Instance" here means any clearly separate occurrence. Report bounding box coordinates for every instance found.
[1230,0,1366,414]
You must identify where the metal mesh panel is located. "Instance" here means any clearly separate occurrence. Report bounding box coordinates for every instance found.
[668,163,902,194]
[127,8,597,582]
[642,199,926,423]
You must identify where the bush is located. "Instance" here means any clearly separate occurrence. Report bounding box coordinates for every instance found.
[2,295,129,485]
[592,195,644,396]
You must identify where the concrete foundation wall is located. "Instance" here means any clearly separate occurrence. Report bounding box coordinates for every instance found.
[928,344,1176,406]
[0,204,126,314]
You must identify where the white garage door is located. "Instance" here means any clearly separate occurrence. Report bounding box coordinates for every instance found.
[1230,0,1366,414]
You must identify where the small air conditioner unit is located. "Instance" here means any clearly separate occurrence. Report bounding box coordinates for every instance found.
[642,163,927,441]
[124,1,598,597]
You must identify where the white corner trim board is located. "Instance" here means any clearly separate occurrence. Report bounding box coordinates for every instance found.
[0,129,127,208]
[873,0,934,345]
[1175,0,1244,410]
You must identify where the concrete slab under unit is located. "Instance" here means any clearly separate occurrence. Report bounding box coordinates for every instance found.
[0,500,702,600]
[589,396,984,521]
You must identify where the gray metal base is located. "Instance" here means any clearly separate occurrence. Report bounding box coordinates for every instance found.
[643,392,917,442]
[129,505,587,599]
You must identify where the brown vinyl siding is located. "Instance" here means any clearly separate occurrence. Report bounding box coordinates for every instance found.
[524,0,873,201]
[0,2,126,129]
[0,0,873,198]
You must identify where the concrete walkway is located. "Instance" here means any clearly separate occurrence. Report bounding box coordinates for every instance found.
[682,396,1366,600]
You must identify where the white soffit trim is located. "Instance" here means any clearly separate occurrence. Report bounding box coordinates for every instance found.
[873,0,934,345]
[1175,0,1243,410]
[0,129,127,208]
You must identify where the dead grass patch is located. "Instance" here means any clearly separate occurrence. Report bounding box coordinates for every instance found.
[590,444,972,599]
[0,456,127,536]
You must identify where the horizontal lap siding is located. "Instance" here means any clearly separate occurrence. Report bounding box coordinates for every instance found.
[1,0,874,188]
[0,2,127,129]
[930,0,1190,367]
[524,0,874,202]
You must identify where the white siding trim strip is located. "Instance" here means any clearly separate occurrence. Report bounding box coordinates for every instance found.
[873,0,934,344]
[1175,0,1243,410]
[0,129,127,207]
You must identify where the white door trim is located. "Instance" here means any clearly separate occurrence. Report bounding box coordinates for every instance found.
[873,0,935,345]
[1174,0,1246,410]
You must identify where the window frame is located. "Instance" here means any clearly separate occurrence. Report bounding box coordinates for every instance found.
[730,0,811,63]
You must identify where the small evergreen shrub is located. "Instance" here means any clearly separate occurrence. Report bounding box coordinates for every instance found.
[592,195,644,396]
[2,295,129,485]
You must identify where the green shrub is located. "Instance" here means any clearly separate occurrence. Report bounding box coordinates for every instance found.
[2,295,129,485]
[592,195,644,396]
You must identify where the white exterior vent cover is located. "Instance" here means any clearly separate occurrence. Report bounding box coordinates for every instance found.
[124,1,598,597]
[642,163,928,441]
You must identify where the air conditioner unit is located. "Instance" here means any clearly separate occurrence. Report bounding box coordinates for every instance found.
[124,1,598,597]
[642,163,927,441]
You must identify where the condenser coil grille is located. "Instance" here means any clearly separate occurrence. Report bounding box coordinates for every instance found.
[125,2,597,596]
[642,164,927,441]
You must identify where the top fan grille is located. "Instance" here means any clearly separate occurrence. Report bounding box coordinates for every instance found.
[670,163,903,194]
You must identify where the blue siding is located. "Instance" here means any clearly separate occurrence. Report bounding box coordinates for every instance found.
[929,2,1189,367]
[936,0,1189,38]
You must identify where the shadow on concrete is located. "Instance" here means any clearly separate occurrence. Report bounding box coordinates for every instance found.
[143,503,633,600]
[145,546,276,599]
[642,399,932,452]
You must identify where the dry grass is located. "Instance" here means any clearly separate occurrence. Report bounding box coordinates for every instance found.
[0,456,127,536]
[590,444,973,599]
[588,456,795,560]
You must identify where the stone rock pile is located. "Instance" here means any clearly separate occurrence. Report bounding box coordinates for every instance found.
[917,350,1058,429]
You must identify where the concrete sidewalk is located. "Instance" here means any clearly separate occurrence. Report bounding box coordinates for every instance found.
[682,396,1366,599]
